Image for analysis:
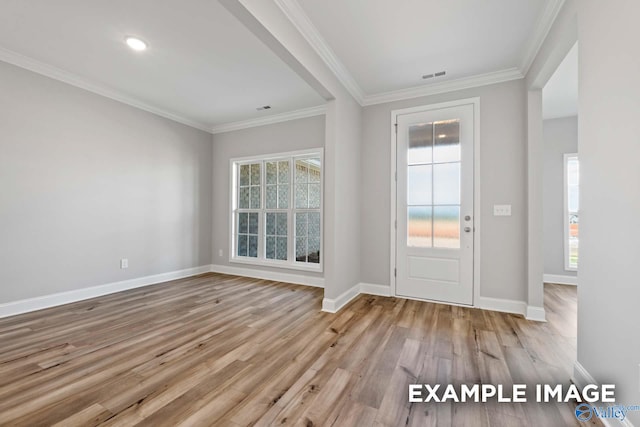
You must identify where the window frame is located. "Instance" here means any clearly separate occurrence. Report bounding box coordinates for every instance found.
[229,148,323,273]
[564,153,579,271]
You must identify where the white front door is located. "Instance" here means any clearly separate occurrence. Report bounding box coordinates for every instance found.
[395,103,474,305]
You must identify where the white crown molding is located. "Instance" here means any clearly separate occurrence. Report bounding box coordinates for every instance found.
[0,46,325,135]
[274,0,365,105]
[211,104,326,134]
[362,68,524,106]
[275,0,568,107]
[520,0,566,75]
[0,47,212,133]
[1,0,564,133]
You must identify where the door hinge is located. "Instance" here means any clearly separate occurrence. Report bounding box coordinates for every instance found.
[394,220,397,229]
[394,268,397,277]
[394,123,398,134]
[395,171,397,181]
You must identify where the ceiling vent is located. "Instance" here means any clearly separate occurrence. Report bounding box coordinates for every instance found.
[422,71,446,80]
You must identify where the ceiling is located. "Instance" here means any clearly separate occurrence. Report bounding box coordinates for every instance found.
[0,0,324,131]
[0,0,567,131]
[543,42,578,120]
[292,0,559,101]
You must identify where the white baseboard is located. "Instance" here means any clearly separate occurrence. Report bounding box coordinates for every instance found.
[544,273,578,285]
[322,283,360,313]
[476,296,547,322]
[0,265,213,319]
[573,361,596,390]
[360,282,391,297]
[0,263,323,319]
[477,296,527,317]
[573,361,636,427]
[209,264,324,288]
[525,305,547,322]
[320,283,547,322]
[322,282,389,314]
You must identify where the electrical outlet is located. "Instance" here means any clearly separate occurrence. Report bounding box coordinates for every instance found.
[493,204,512,216]
[120,258,128,269]
[218,249,223,257]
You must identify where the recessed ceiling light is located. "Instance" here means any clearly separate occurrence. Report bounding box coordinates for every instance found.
[125,36,148,51]
[438,134,447,138]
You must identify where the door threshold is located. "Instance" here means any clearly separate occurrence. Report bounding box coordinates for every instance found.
[393,293,474,309]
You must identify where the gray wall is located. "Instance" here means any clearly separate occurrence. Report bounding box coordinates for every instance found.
[578,0,640,422]
[543,116,578,277]
[211,115,325,278]
[323,98,362,299]
[0,60,213,304]
[361,79,528,301]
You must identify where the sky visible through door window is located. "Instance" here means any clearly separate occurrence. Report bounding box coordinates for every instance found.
[407,119,461,249]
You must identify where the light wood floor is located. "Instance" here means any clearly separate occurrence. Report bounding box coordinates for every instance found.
[0,275,599,426]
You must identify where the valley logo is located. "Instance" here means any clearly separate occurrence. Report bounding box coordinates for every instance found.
[575,403,640,423]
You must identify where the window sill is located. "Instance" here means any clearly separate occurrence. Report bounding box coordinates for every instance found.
[229,257,323,274]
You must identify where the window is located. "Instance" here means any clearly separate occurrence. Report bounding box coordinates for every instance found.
[231,149,323,271]
[564,153,579,270]
[407,119,462,249]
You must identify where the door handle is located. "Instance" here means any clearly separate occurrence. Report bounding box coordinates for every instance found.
[464,226,472,232]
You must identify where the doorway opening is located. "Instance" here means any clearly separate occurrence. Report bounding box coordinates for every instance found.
[541,41,579,358]
[542,42,579,287]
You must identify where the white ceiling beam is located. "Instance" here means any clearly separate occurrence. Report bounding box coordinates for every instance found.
[274,0,365,105]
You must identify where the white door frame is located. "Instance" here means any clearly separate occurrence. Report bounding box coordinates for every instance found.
[390,97,481,305]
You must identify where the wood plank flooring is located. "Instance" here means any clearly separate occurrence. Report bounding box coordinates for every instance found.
[0,275,599,426]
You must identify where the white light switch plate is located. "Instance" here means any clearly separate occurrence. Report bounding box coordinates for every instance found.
[494,205,512,216]
[120,258,129,269]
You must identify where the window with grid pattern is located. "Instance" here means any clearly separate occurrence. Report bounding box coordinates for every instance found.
[231,150,322,271]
